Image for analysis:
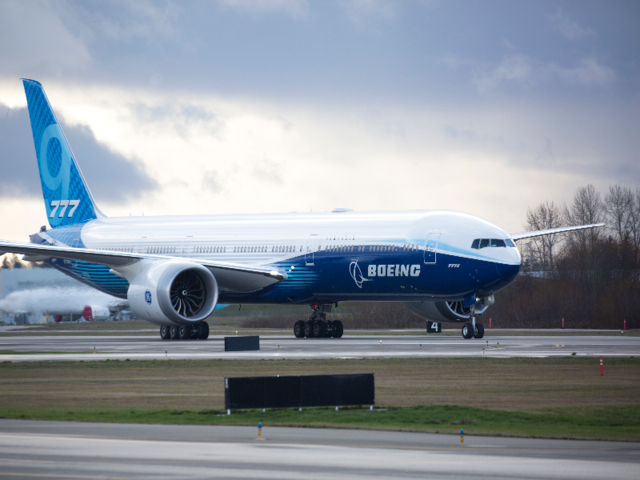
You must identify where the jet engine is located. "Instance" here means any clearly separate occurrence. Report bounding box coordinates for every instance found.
[127,261,218,326]
[406,297,493,324]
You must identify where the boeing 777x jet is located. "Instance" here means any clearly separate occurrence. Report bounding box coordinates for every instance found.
[0,80,603,340]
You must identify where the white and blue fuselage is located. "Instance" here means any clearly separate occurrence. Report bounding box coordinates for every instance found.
[32,209,521,305]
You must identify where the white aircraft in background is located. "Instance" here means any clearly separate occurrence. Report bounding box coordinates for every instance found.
[0,286,129,322]
[0,79,603,340]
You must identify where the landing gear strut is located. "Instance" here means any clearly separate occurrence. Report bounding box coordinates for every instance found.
[461,317,484,339]
[294,304,343,339]
[160,321,209,340]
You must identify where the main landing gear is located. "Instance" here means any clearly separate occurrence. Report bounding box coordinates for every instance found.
[461,317,484,339]
[160,322,209,340]
[293,304,344,339]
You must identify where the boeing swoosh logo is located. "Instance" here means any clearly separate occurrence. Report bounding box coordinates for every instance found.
[349,261,372,289]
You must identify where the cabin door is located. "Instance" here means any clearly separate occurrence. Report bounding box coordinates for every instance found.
[305,234,318,266]
[423,233,441,264]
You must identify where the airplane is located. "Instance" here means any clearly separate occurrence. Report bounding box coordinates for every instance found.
[0,79,604,340]
[0,285,129,322]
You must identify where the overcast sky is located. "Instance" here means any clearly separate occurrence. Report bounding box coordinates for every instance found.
[0,0,638,240]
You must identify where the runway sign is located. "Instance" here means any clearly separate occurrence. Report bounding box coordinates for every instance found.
[427,321,441,333]
[224,336,260,352]
[224,373,375,410]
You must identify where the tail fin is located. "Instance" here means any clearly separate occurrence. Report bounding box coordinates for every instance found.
[22,79,101,228]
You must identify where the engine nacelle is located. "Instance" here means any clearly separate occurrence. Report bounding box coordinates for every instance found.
[406,297,492,324]
[128,261,218,326]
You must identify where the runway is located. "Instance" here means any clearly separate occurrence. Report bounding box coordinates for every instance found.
[0,420,638,480]
[1,333,639,362]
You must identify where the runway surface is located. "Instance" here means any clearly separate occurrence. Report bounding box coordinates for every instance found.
[1,420,638,480]
[0,333,638,362]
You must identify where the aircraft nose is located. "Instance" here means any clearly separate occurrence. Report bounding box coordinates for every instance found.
[496,262,520,281]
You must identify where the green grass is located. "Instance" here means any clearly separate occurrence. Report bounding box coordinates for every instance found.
[1,404,638,441]
[2,357,638,441]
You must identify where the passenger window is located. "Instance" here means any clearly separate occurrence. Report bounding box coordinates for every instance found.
[471,239,480,249]
[479,239,490,248]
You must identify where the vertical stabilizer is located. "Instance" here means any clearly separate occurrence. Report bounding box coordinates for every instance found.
[22,79,100,228]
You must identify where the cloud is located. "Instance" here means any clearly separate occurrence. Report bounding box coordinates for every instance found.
[471,54,616,92]
[551,58,616,88]
[66,0,180,43]
[549,8,594,40]
[0,104,158,205]
[202,170,223,193]
[217,0,309,19]
[474,54,536,92]
[252,157,283,184]
[129,102,224,139]
[0,0,91,76]
[337,0,397,30]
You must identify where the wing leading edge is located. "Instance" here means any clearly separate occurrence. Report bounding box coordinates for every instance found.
[0,240,287,292]
[510,223,605,241]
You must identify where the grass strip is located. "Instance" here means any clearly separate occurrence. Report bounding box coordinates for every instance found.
[1,404,638,442]
[2,357,638,441]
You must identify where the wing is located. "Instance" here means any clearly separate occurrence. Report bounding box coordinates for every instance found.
[0,240,287,293]
[510,223,605,241]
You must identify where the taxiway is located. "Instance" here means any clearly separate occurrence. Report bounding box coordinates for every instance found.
[0,420,638,479]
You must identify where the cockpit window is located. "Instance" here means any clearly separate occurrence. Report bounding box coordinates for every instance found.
[471,238,516,249]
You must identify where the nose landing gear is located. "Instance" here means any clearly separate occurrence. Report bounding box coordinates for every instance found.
[461,317,484,339]
[294,304,343,339]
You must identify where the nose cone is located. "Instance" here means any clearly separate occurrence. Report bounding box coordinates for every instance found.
[496,262,520,281]
[493,246,521,290]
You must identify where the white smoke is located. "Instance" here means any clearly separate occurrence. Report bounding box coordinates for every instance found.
[0,287,128,315]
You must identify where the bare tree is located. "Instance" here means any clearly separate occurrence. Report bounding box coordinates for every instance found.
[628,188,640,264]
[629,188,640,246]
[525,200,564,268]
[564,184,604,250]
[604,184,634,242]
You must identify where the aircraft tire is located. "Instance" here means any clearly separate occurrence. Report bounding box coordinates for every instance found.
[179,325,191,340]
[333,320,344,338]
[312,320,326,338]
[160,326,171,340]
[170,325,179,340]
[303,320,314,338]
[474,323,484,339]
[461,323,474,339]
[294,320,305,338]
[328,321,337,337]
[200,321,210,340]
[191,323,202,339]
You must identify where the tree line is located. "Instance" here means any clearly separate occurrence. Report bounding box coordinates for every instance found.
[493,184,639,330]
